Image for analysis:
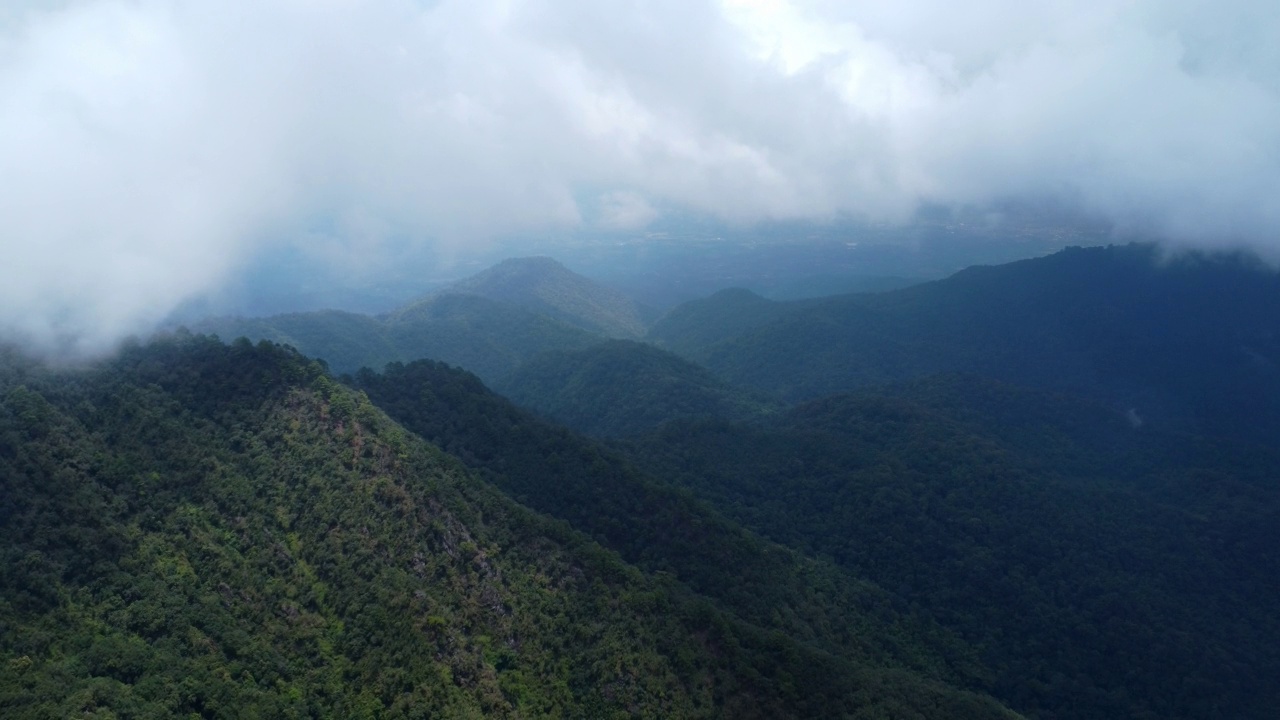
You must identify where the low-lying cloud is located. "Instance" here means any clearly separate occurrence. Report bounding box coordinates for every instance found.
[1,0,1277,354]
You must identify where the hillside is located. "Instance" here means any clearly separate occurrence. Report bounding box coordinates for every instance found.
[382,294,603,382]
[348,359,995,686]
[621,374,1280,719]
[493,340,778,437]
[13,243,1279,719]
[186,257,645,380]
[647,287,791,358]
[650,244,1280,442]
[189,293,602,381]
[420,257,651,339]
[0,336,1018,719]
[191,310,396,374]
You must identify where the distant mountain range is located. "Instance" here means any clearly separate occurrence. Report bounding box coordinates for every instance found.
[189,257,634,380]
[647,243,1280,442]
[190,244,1280,444]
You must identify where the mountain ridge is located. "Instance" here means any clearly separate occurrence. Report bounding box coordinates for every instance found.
[649,243,1280,441]
[494,339,779,437]
[187,256,645,379]
[402,256,651,339]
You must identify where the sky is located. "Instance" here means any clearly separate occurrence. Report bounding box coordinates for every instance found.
[1,0,1278,355]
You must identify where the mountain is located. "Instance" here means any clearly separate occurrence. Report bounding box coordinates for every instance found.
[14,241,1280,719]
[380,293,602,382]
[493,340,779,437]
[423,256,652,339]
[0,336,1019,719]
[647,287,796,360]
[191,309,396,374]
[648,243,1280,442]
[189,294,602,381]
[185,257,647,380]
[621,374,1280,719]
[348,358,991,687]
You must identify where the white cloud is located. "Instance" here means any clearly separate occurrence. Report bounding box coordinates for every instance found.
[0,0,1277,354]
[597,190,659,231]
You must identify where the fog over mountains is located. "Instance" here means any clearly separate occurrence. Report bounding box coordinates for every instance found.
[195,244,1280,446]
[2,0,1279,354]
[190,257,636,380]
[3,2,1280,718]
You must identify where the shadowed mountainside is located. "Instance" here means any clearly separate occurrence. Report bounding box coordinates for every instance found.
[648,243,1280,442]
[493,339,779,437]
[619,373,1280,720]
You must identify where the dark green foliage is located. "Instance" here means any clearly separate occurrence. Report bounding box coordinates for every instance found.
[0,338,1018,719]
[649,244,1280,442]
[494,340,778,437]
[647,287,791,358]
[624,375,1280,719]
[350,360,1007,689]
[129,242,1280,720]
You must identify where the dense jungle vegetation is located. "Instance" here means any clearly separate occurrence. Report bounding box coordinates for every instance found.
[493,340,777,437]
[6,243,1280,719]
[0,336,1016,719]
[621,376,1280,719]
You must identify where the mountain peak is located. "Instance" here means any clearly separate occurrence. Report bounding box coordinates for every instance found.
[430,256,650,338]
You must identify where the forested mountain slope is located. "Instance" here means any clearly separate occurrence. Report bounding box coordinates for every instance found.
[349,359,995,688]
[622,374,1280,720]
[381,294,603,382]
[650,244,1280,442]
[0,337,1018,719]
[417,256,652,339]
[647,287,792,358]
[493,340,778,437]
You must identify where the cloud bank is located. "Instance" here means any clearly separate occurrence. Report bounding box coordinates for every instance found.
[1,0,1277,354]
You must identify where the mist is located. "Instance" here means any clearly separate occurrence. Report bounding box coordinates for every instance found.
[2,0,1277,355]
